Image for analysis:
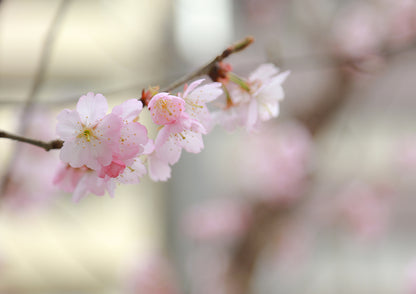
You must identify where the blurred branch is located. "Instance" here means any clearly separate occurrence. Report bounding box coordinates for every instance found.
[1,0,70,196]
[226,202,293,294]
[225,58,355,294]
[19,0,70,134]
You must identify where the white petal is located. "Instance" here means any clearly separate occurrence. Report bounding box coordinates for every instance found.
[56,109,82,140]
[112,99,143,121]
[187,82,223,103]
[148,154,172,181]
[76,92,108,125]
[246,99,259,132]
[249,63,279,81]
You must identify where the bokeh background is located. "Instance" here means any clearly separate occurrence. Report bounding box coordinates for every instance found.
[1,0,416,293]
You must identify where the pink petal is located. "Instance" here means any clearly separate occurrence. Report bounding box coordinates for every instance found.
[149,93,185,125]
[148,154,172,181]
[112,99,143,121]
[76,92,108,125]
[118,122,149,160]
[179,130,204,153]
[187,82,223,103]
[117,159,147,184]
[246,99,258,132]
[56,109,82,140]
[99,159,126,178]
[183,79,205,98]
[157,137,182,165]
[249,63,279,81]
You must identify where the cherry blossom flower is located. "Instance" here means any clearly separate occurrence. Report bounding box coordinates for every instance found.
[215,63,289,132]
[179,79,223,130]
[103,99,150,181]
[57,92,123,170]
[54,163,112,201]
[147,92,206,181]
[55,96,151,200]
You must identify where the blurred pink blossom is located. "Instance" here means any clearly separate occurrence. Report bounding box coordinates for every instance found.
[214,64,289,132]
[405,259,416,294]
[331,3,385,60]
[395,136,416,172]
[236,121,312,204]
[3,108,60,210]
[125,253,180,294]
[336,181,394,241]
[183,200,252,242]
[383,0,416,47]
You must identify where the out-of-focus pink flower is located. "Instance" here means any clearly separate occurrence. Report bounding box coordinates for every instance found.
[215,63,289,132]
[405,259,416,294]
[236,121,312,204]
[57,92,123,170]
[395,136,416,172]
[383,0,416,47]
[183,200,252,242]
[336,181,394,241]
[125,253,180,294]
[3,108,60,210]
[331,3,385,60]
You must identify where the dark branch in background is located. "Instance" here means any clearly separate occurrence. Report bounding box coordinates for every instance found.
[0,0,70,196]
[225,65,354,294]
[224,40,416,294]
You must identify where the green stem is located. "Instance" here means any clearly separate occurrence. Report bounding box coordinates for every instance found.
[228,72,251,92]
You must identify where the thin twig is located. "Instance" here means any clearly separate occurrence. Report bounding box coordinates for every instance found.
[0,130,63,151]
[160,36,254,93]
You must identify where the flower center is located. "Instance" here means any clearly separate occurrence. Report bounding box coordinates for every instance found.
[156,99,173,115]
[78,128,96,142]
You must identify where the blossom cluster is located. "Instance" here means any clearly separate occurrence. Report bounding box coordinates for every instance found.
[54,63,289,201]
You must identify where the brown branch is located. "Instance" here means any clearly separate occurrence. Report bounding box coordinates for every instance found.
[159,36,254,93]
[0,130,63,151]
[0,36,255,152]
